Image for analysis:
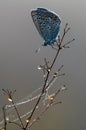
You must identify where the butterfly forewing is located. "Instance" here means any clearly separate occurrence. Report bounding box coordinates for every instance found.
[31,8,61,46]
[31,10,43,38]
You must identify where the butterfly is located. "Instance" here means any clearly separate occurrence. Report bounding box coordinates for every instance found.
[31,8,61,46]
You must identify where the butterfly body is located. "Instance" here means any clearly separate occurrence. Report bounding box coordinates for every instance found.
[31,8,61,46]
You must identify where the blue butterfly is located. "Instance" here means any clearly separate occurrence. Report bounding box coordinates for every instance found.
[31,8,61,46]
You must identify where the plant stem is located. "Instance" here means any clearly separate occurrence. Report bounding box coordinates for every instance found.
[25,48,61,129]
[11,98,24,129]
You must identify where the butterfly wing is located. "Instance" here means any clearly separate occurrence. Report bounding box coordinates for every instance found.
[31,10,44,38]
[31,8,61,46]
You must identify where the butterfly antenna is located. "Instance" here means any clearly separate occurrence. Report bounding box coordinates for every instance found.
[51,45,58,51]
[35,43,45,53]
[35,47,41,53]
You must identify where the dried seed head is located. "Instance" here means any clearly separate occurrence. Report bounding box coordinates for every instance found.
[49,96,54,101]
[8,97,12,102]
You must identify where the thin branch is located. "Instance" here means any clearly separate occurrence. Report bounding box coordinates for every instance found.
[11,98,24,129]
[50,48,60,69]
[60,23,70,44]
[9,121,22,128]
[25,48,61,128]
[2,106,7,130]
[25,70,50,129]
[2,89,24,129]
[62,38,75,48]
[29,99,62,128]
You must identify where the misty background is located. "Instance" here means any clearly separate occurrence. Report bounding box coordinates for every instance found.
[0,0,86,130]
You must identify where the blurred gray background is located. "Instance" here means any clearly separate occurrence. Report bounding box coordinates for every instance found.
[0,0,86,130]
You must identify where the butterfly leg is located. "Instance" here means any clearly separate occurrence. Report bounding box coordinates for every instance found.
[51,45,58,51]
